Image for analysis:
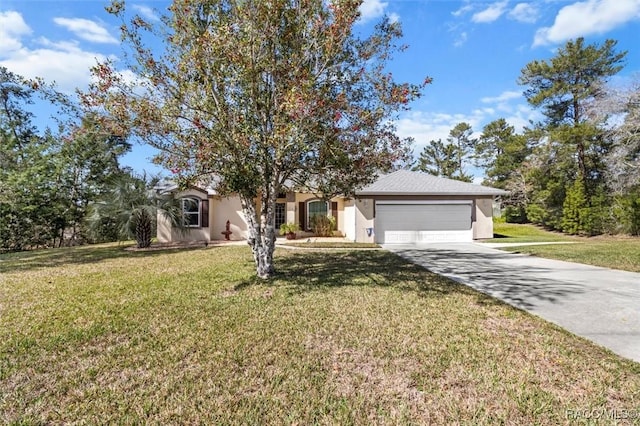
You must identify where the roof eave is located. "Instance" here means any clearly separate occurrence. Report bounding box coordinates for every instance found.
[356,191,508,197]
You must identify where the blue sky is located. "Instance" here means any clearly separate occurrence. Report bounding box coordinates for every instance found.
[1,0,639,180]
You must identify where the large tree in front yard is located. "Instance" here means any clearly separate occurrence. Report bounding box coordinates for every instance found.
[83,0,428,278]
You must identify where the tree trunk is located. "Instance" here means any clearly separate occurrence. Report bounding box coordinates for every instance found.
[241,191,277,280]
[135,210,152,248]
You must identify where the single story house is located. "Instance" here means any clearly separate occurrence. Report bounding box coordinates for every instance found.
[156,169,507,245]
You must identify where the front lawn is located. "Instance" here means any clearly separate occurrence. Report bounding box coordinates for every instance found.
[502,238,640,273]
[491,222,577,243]
[1,244,639,424]
[492,223,640,273]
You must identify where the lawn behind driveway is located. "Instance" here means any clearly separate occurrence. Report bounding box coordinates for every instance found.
[491,223,640,273]
[1,244,640,424]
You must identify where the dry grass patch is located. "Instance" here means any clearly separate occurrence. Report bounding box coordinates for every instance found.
[1,243,639,424]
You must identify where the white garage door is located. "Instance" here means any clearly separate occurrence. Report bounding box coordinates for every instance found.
[375,202,473,244]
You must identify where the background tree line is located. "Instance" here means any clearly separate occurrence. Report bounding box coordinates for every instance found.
[0,67,180,252]
[413,38,640,236]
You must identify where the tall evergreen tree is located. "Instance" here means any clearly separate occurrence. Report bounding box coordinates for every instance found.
[446,122,474,182]
[519,38,625,182]
[0,67,131,251]
[57,113,131,242]
[518,38,626,232]
[475,118,529,188]
[412,139,458,178]
[0,68,65,250]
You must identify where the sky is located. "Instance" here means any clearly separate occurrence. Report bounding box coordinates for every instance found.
[1,0,639,180]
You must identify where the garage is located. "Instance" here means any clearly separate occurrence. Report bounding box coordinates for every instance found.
[375,201,473,244]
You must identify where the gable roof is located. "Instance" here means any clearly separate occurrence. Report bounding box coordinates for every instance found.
[356,170,508,196]
[154,181,218,196]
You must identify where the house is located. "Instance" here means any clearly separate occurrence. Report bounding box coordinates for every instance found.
[156,170,507,245]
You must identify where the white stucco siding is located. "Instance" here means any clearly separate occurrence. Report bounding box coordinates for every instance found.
[156,212,172,243]
[473,196,495,239]
[354,199,375,243]
[211,196,248,241]
[343,200,356,241]
[160,188,210,242]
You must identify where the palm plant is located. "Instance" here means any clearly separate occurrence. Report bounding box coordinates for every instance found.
[87,172,185,248]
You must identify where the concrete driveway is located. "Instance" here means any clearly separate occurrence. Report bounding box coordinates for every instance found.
[386,243,640,364]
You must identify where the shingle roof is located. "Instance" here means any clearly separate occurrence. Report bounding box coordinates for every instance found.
[356,170,508,196]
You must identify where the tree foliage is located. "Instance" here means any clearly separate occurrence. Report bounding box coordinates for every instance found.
[86,173,185,248]
[412,122,474,182]
[515,38,627,231]
[519,38,624,182]
[0,67,131,252]
[446,122,474,182]
[0,68,66,250]
[412,139,458,178]
[475,118,529,188]
[84,0,430,278]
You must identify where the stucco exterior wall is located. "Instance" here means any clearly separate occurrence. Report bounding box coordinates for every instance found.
[156,213,172,243]
[158,188,210,243]
[211,196,248,241]
[343,199,356,241]
[354,198,375,243]
[473,196,494,239]
[158,189,497,243]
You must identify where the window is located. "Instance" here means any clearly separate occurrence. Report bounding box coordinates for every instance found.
[182,197,200,227]
[307,200,328,230]
[275,202,286,230]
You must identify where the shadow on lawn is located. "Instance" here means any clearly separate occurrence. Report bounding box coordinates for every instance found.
[0,243,210,274]
[237,250,493,302]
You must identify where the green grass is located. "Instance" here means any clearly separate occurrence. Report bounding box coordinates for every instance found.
[502,239,640,273]
[491,223,577,243]
[2,243,639,424]
[491,223,640,273]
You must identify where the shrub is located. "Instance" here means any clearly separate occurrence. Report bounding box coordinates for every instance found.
[503,206,528,223]
[310,215,335,237]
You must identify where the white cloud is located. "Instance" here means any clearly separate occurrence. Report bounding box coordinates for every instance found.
[397,93,538,150]
[0,11,32,54]
[481,90,522,104]
[397,98,541,180]
[452,3,474,17]
[508,3,540,24]
[132,4,161,21]
[359,0,387,24]
[397,110,484,149]
[0,12,114,92]
[471,0,509,23]
[534,0,640,47]
[454,31,468,47]
[1,38,112,92]
[53,17,118,44]
[388,12,400,24]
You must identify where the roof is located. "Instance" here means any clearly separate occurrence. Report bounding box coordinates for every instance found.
[356,170,508,196]
[154,181,218,196]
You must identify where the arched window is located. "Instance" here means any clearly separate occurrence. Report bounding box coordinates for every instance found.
[182,197,200,227]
